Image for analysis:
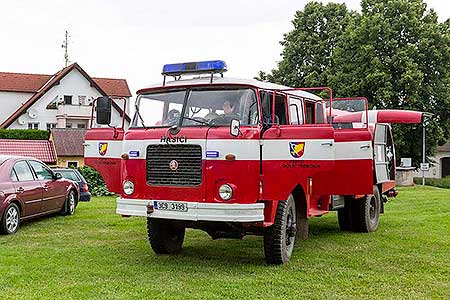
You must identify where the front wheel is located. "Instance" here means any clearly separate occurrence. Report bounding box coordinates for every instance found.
[1,203,20,235]
[147,218,185,254]
[264,194,297,264]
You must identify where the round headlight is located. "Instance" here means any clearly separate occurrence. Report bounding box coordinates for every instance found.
[219,184,233,200]
[123,180,135,195]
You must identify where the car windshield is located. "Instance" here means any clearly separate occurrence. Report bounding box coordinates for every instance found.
[133,87,259,127]
[57,170,80,181]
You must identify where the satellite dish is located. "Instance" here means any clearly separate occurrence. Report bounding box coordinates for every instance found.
[18,115,26,125]
[28,108,38,119]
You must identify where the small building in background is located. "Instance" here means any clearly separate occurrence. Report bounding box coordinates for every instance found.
[50,128,87,168]
[0,63,131,130]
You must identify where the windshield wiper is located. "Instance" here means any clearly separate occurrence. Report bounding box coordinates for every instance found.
[182,116,217,127]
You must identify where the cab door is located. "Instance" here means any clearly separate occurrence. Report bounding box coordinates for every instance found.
[260,92,336,201]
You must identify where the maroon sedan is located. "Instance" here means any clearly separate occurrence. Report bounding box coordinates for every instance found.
[0,155,79,235]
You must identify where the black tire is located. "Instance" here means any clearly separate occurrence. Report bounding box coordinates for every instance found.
[352,186,381,233]
[337,197,353,231]
[62,190,77,216]
[147,218,185,254]
[1,203,20,235]
[264,194,297,264]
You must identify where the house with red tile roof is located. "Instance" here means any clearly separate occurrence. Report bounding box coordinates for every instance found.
[0,63,132,130]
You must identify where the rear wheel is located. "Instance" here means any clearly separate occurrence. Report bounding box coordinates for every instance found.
[264,194,297,264]
[352,186,381,232]
[337,197,353,231]
[147,218,185,254]
[1,203,20,235]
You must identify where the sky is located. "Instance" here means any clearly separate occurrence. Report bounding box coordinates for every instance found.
[1,0,449,96]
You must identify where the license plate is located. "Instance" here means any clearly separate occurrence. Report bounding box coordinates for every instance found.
[153,201,188,212]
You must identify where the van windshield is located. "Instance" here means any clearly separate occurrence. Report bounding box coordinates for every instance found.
[133,87,259,128]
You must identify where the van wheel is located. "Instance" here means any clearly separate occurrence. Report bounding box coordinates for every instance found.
[1,203,20,235]
[147,218,185,254]
[352,186,381,232]
[264,194,297,264]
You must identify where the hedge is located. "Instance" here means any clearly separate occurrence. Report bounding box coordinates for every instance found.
[0,129,49,140]
[413,177,450,189]
[78,166,115,197]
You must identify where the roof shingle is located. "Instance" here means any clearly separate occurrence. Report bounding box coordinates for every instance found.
[51,128,87,157]
[0,72,52,93]
[0,139,57,164]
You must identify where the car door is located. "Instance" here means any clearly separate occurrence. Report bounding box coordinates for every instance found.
[28,160,66,212]
[11,160,43,217]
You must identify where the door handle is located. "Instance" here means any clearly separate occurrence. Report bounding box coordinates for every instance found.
[360,144,371,149]
[321,142,333,147]
[16,187,24,193]
[43,185,49,191]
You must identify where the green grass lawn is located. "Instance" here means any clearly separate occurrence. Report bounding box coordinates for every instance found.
[1,186,449,300]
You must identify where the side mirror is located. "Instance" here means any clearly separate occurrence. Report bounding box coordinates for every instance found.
[53,172,62,180]
[96,96,112,125]
[230,119,241,137]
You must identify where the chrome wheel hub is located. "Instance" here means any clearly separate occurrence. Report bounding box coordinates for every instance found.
[5,207,19,233]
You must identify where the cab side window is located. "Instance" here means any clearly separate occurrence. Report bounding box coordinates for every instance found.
[260,91,287,126]
[315,102,326,124]
[289,97,304,125]
[13,161,35,181]
[28,161,53,180]
[305,101,315,124]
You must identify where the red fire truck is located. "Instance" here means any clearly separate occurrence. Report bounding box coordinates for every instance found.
[84,60,423,264]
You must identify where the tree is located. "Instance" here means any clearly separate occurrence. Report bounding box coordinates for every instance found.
[262,0,450,165]
[331,0,450,164]
[258,2,356,87]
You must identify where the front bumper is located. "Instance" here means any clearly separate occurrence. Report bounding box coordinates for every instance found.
[116,198,265,222]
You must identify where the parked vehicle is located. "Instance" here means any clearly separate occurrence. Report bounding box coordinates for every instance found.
[84,60,424,264]
[52,168,91,202]
[0,155,79,235]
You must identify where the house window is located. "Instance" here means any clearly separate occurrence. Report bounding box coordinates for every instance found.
[46,123,57,130]
[28,123,39,130]
[64,95,73,105]
[77,123,86,129]
[78,95,86,105]
[67,161,78,168]
[66,123,73,128]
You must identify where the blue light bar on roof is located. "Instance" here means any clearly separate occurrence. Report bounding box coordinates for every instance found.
[162,60,227,76]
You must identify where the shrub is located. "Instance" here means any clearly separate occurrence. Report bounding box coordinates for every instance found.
[78,166,115,196]
[413,177,450,189]
[0,129,49,140]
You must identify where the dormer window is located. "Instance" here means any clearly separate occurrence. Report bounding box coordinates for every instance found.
[64,95,73,105]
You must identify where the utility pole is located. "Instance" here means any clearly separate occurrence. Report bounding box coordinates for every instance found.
[61,30,70,67]
[422,122,426,186]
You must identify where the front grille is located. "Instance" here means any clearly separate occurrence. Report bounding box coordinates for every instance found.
[146,144,202,186]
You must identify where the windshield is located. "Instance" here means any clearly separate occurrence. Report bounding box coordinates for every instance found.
[133,87,259,127]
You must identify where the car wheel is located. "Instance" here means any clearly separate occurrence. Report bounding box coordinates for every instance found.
[1,203,20,235]
[147,218,185,254]
[63,190,77,216]
[264,194,297,264]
